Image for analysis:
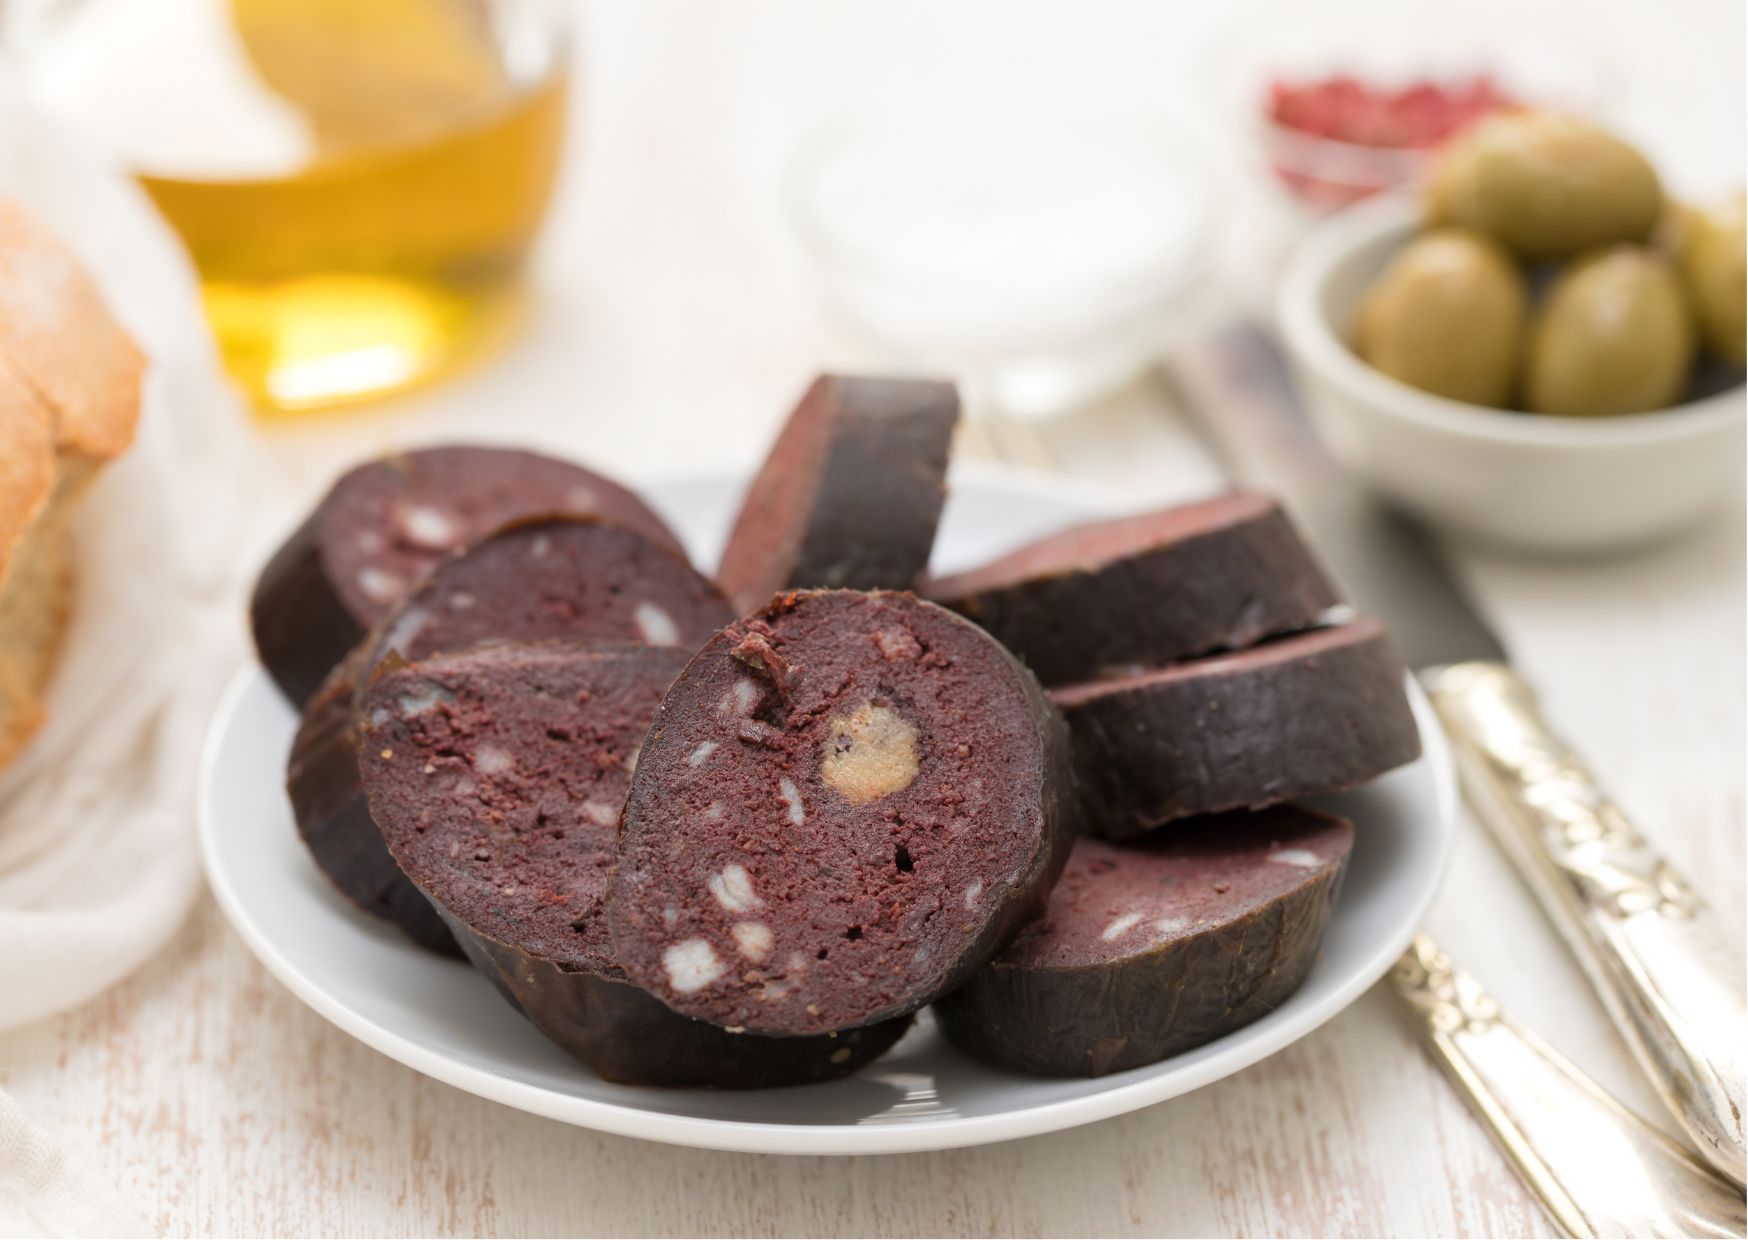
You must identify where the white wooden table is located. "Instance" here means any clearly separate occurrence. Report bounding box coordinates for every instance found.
[2,4,1742,1234]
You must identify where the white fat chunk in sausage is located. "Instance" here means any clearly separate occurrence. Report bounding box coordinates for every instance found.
[963,878,984,909]
[583,800,619,827]
[1271,848,1321,868]
[731,921,773,962]
[662,939,725,994]
[473,744,514,775]
[394,678,454,716]
[687,741,718,768]
[1100,912,1145,942]
[778,777,805,826]
[708,863,761,913]
[358,567,404,605]
[635,602,680,646]
[398,503,459,548]
[874,627,921,661]
[381,603,431,655]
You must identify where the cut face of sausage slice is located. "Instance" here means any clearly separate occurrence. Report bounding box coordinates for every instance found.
[716,375,960,615]
[252,445,681,706]
[356,640,910,1087]
[350,516,729,674]
[609,589,1076,1036]
[1051,619,1420,837]
[362,641,676,973]
[933,806,1354,1077]
[928,493,1338,686]
[289,517,733,955]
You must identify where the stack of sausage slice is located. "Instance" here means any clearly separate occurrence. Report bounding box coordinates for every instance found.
[926,493,1417,1075]
[255,371,1420,1087]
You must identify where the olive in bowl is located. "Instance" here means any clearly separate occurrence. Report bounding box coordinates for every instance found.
[1524,246,1695,417]
[1425,110,1662,261]
[1354,228,1526,407]
[1677,191,1746,368]
[1278,197,1744,556]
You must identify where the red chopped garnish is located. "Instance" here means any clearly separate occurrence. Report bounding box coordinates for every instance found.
[1267,72,1513,149]
[1262,72,1514,207]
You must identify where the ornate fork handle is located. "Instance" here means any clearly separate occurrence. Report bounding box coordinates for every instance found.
[1426,661,1747,1187]
[1390,935,1746,1238]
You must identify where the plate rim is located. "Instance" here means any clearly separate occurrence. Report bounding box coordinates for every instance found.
[198,466,1457,1155]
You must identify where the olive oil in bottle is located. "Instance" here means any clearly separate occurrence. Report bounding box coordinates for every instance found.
[17,0,569,412]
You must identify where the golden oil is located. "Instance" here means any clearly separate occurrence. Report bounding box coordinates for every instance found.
[23,0,569,412]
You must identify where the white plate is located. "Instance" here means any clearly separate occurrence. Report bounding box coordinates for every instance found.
[198,464,1456,1155]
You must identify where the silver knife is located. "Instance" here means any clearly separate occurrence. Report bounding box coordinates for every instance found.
[1165,324,1747,1191]
[1391,933,1745,1237]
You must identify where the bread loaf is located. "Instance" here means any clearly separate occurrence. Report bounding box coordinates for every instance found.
[0,199,144,771]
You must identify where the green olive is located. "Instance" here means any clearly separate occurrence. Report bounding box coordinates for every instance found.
[1426,112,1662,261]
[1678,191,1745,367]
[1653,198,1697,257]
[1526,246,1695,416]
[1356,228,1527,406]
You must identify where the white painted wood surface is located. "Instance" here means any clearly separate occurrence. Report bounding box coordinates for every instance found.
[1,3,1742,1235]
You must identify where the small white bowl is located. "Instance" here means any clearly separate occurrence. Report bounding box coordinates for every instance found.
[1278,197,1746,556]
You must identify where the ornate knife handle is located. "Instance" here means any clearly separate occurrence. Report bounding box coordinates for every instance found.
[1425,660,1747,1187]
[1390,935,1746,1238]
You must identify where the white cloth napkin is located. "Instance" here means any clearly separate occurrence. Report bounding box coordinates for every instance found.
[0,89,263,1236]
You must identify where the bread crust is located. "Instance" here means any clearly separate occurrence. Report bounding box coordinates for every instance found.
[0,366,53,585]
[0,197,144,771]
[0,199,144,469]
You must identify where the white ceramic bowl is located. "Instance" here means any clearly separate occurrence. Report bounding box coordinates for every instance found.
[1277,197,1746,556]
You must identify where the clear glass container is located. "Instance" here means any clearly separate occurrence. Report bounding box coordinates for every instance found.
[789,106,1222,422]
[3,0,571,414]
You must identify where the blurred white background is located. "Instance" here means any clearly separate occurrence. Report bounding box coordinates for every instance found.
[251,0,1746,488]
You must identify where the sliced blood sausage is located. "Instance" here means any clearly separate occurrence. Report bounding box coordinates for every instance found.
[288,663,458,953]
[933,806,1354,1077]
[357,640,910,1086]
[716,375,960,615]
[1052,619,1420,838]
[927,493,1338,686]
[253,445,681,706]
[609,589,1076,1036]
[288,517,733,955]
